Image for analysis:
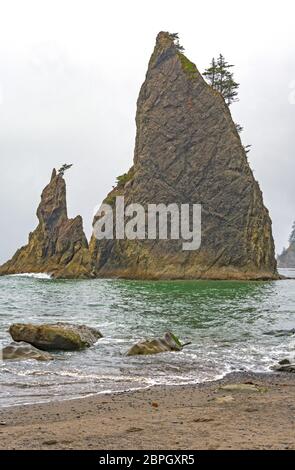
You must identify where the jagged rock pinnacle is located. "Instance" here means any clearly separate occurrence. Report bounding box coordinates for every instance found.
[0,169,93,278]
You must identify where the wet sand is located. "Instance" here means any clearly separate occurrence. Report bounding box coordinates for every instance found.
[0,372,295,450]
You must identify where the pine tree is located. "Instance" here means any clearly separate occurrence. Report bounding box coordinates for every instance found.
[235,123,243,133]
[169,33,185,52]
[203,58,217,88]
[58,163,73,177]
[204,57,251,154]
[203,54,239,106]
[244,144,252,155]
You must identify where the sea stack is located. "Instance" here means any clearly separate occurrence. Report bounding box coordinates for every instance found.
[90,32,278,280]
[0,169,93,278]
[278,222,295,268]
[278,247,295,268]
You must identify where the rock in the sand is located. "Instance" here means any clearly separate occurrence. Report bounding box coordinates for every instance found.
[9,322,102,351]
[1,341,53,361]
[126,332,183,356]
[215,395,234,404]
[272,363,295,373]
[220,383,267,393]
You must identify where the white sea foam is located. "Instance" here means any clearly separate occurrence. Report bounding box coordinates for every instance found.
[10,273,52,280]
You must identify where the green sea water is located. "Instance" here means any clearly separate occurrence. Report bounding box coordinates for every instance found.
[0,269,294,406]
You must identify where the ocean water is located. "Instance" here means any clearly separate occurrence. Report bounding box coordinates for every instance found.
[0,269,295,407]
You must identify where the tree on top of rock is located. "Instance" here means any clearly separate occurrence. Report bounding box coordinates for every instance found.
[169,32,185,52]
[203,54,239,106]
[58,163,73,177]
[204,55,251,155]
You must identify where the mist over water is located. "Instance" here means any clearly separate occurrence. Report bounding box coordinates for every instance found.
[0,270,295,406]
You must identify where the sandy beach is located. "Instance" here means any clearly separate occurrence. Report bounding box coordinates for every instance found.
[0,371,294,450]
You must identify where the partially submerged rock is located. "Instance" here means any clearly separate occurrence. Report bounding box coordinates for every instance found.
[126,332,184,356]
[1,341,53,361]
[272,362,295,373]
[9,322,102,351]
[264,329,295,337]
[278,358,291,365]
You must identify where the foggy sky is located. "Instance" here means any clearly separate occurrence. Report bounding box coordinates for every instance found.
[0,0,294,263]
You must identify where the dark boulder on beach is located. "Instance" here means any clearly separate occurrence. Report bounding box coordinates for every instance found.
[9,322,102,351]
[1,341,53,361]
[272,361,295,373]
[126,331,184,356]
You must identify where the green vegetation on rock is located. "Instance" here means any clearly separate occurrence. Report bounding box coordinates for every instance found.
[104,193,117,206]
[170,332,182,348]
[178,53,198,78]
[116,167,134,188]
[203,54,239,106]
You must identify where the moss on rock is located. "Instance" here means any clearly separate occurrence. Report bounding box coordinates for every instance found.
[126,332,183,356]
[177,52,198,78]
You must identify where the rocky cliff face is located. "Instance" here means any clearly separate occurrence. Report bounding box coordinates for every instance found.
[0,169,93,278]
[90,32,278,280]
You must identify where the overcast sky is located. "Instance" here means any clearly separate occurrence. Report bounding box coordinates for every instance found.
[0,0,294,263]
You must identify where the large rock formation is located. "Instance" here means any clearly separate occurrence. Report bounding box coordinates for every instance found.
[90,32,278,280]
[278,246,295,268]
[277,223,295,268]
[0,169,93,278]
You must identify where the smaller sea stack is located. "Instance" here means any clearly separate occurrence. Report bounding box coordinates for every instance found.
[0,169,93,278]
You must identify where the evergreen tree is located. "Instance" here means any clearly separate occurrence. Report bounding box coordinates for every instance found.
[244,144,252,155]
[58,163,73,176]
[235,123,243,133]
[203,54,239,106]
[203,57,217,87]
[289,221,295,245]
[204,57,251,153]
[170,33,185,52]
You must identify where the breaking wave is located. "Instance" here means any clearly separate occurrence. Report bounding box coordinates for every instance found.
[10,273,52,280]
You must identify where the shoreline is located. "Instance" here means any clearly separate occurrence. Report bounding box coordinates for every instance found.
[1,371,295,450]
[1,273,288,281]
